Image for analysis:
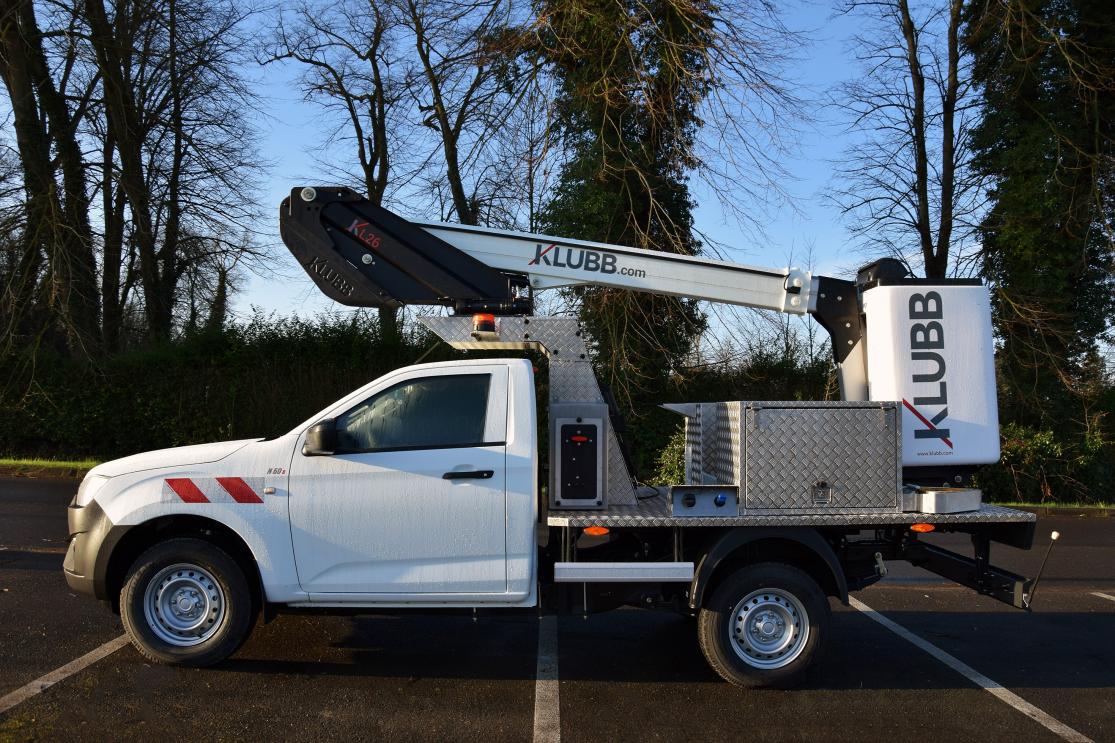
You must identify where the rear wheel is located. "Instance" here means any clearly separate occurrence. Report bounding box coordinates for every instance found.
[120,538,254,666]
[697,562,830,687]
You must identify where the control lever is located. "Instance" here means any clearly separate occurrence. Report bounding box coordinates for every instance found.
[874,551,888,578]
[1023,530,1060,609]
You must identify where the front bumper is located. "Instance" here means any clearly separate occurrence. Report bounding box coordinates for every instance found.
[64,498,119,600]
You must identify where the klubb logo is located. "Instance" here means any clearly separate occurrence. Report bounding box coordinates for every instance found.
[904,291,953,450]
[305,257,354,297]
[529,243,647,278]
[530,242,616,273]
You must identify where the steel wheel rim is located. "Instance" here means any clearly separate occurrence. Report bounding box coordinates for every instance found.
[143,563,226,647]
[730,587,809,669]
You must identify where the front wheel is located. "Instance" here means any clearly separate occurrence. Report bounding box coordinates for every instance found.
[120,538,254,666]
[697,562,830,688]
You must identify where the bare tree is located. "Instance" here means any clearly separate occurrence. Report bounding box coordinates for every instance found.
[84,0,264,340]
[0,0,100,356]
[688,0,806,245]
[831,0,983,278]
[402,0,533,226]
[266,0,540,335]
[265,0,415,337]
[268,0,412,207]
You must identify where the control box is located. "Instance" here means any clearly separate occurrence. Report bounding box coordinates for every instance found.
[550,403,609,509]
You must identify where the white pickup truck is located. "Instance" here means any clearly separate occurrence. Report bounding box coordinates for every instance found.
[64,188,1040,687]
[66,353,1036,688]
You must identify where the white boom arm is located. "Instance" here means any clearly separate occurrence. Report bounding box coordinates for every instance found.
[414,221,816,316]
[279,187,871,400]
[410,220,872,400]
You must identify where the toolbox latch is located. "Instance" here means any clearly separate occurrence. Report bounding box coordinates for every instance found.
[812,480,833,505]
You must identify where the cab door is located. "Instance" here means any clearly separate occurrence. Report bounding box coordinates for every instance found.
[287,364,508,597]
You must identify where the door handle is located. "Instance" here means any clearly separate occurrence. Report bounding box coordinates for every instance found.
[442,470,494,480]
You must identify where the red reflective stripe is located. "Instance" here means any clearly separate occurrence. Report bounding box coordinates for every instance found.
[166,478,209,503]
[216,477,263,504]
[570,435,589,442]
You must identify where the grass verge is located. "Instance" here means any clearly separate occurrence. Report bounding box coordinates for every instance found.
[0,457,100,479]
[989,501,1112,516]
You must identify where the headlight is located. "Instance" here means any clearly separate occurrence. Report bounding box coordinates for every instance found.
[75,474,110,507]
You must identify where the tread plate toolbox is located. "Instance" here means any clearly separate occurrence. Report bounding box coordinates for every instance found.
[673,400,902,515]
[744,401,901,514]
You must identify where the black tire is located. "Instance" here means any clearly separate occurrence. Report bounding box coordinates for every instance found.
[120,538,254,666]
[697,562,830,688]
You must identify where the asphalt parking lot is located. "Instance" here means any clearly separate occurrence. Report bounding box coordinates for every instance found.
[1,476,1112,742]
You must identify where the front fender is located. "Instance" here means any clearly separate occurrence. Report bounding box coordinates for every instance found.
[67,497,289,604]
[64,498,128,600]
[76,436,304,603]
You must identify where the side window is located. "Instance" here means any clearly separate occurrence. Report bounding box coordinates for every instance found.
[334,374,492,452]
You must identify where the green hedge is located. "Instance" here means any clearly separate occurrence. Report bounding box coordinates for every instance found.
[974,423,1113,505]
[0,313,457,459]
[0,315,832,472]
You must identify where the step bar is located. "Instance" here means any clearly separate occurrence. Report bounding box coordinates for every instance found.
[554,562,694,583]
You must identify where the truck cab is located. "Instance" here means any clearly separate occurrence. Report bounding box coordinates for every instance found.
[284,358,537,604]
[65,359,540,662]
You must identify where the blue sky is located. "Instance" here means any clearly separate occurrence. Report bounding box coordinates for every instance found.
[237,2,868,319]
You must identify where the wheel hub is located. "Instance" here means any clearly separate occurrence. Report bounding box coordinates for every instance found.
[173,589,202,617]
[143,563,226,647]
[730,588,810,669]
[752,609,785,640]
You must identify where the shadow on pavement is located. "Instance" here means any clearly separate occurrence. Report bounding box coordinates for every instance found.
[208,606,1114,691]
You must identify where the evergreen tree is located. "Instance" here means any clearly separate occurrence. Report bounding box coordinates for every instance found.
[536,0,711,407]
[965,0,1115,435]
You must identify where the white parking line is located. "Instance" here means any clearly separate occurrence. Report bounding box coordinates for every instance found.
[1090,592,1115,604]
[533,615,560,743]
[0,635,129,716]
[849,597,1092,743]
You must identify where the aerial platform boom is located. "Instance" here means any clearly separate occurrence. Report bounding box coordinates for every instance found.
[282,185,1002,483]
[280,186,896,401]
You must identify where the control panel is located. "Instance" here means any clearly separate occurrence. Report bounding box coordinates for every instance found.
[550,403,609,510]
[670,485,740,517]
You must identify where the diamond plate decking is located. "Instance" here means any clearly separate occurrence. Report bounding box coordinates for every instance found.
[546,494,1035,528]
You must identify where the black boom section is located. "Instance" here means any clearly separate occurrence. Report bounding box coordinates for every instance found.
[279,186,528,311]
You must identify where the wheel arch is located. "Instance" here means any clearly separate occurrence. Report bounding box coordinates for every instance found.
[100,515,264,614]
[690,527,847,610]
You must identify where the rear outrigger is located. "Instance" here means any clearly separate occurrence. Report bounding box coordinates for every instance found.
[63,187,1038,687]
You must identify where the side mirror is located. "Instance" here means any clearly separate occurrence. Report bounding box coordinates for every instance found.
[303,419,338,456]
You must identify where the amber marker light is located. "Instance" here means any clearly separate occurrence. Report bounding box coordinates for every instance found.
[910,523,935,533]
[472,313,496,334]
[583,526,609,536]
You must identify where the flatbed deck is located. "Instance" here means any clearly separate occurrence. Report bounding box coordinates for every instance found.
[546,494,1036,529]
